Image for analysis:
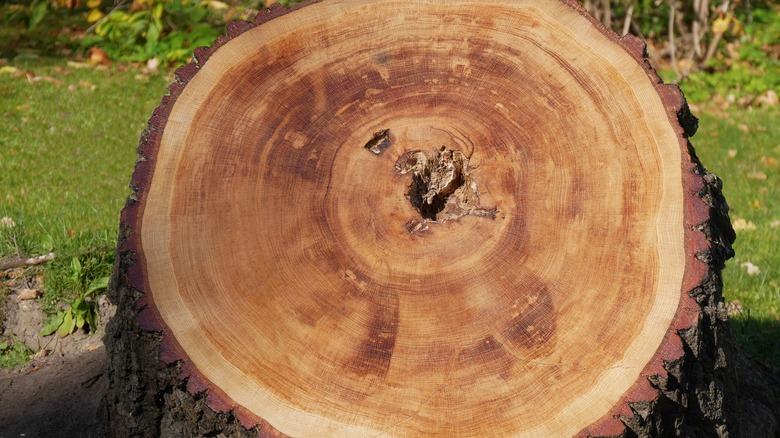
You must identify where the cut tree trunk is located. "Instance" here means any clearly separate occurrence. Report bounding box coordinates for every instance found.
[103,0,780,436]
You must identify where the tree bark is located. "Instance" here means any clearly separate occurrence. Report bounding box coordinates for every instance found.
[103,0,780,436]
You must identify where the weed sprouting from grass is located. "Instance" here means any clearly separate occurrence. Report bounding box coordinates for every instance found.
[37,243,113,338]
[0,338,34,368]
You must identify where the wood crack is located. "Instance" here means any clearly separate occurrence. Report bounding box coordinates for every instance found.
[393,146,497,233]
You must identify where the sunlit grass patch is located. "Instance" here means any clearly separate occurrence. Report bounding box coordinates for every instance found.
[687,103,780,365]
[0,58,168,307]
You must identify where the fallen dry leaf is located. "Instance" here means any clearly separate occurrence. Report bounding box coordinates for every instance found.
[732,217,757,231]
[87,8,104,23]
[25,71,63,87]
[740,261,761,276]
[79,80,97,91]
[66,60,93,69]
[755,90,779,107]
[726,300,743,316]
[207,0,229,10]
[145,57,159,74]
[728,149,737,158]
[747,171,768,180]
[0,216,15,228]
[761,156,778,167]
[16,289,41,300]
[88,47,110,65]
[0,66,19,75]
[129,0,145,12]
[40,76,63,86]
[738,96,753,108]
[5,268,25,279]
[33,349,51,359]
[738,124,750,133]
[771,220,780,228]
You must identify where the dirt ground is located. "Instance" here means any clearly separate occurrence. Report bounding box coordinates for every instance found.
[0,272,114,438]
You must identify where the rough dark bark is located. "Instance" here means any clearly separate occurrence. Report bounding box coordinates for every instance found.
[102,225,261,437]
[616,167,780,437]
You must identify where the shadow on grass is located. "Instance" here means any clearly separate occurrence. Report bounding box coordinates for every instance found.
[731,315,780,397]
[732,315,780,365]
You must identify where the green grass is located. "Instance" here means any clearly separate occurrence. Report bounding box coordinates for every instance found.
[0,59,169,306]
[687,105,780,365]
[0,338,34,368]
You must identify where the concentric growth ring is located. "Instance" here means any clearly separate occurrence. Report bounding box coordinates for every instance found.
[136,1,687,436]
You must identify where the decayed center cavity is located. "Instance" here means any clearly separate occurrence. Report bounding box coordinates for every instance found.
[395,146,497,230]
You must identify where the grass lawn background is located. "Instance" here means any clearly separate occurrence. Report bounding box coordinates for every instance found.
[693,107,780,364]
[1,61,169,320]
[0,57,778,367]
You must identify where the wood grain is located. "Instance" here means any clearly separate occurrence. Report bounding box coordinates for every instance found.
[131,0,692,436]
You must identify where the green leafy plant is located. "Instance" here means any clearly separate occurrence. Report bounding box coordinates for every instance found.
[0,1,90,59]
[0,338,34,368]
[0,0,51,30]
[28,0,51,29]
[81,0,227,64]
[40,273,107,337]
[665,6,780,103]
[40,248,113,337]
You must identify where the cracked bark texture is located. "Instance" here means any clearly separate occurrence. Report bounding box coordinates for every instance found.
[610,152,780,438]
[102,235,264,437]
[103,0,780,436]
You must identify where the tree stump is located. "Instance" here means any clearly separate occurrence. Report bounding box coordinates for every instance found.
[103,0,780,436]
